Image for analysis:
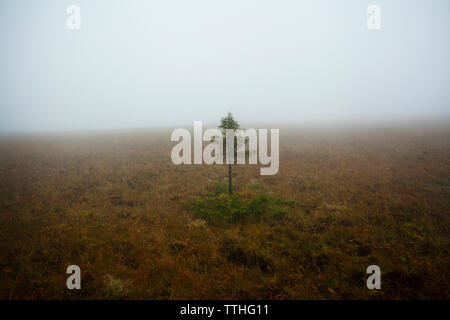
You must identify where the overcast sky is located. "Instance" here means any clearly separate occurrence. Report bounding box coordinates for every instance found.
[0,0,449,132]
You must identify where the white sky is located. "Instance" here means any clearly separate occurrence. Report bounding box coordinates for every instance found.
[0,0,449,132]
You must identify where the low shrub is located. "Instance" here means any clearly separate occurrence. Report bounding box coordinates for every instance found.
[182,189,296,224]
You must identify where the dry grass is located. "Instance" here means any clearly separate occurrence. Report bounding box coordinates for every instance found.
[0,123,449,299]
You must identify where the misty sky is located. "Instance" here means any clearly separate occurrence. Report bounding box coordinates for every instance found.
[0,0,449,133]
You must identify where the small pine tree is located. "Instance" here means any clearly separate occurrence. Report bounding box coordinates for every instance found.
[219,112,240,194]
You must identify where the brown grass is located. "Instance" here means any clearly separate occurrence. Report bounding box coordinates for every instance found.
[0,123,449,299]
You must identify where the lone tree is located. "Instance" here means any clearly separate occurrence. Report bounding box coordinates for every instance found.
[219,112,240,194]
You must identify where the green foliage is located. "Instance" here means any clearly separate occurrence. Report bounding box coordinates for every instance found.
[183,188,296,224]
[218,111,241,163]
[219,111,240,132]
[212,181,228,196]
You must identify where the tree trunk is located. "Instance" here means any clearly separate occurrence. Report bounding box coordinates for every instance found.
[228,164,232,194]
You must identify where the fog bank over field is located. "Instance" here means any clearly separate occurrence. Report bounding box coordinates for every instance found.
[0,0,449,133]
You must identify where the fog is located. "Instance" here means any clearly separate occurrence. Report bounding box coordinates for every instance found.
[0,0,449,133]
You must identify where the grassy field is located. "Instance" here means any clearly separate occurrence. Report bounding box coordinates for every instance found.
[0,122,449,299]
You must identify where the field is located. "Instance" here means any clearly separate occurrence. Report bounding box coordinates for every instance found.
[0,122,449,299]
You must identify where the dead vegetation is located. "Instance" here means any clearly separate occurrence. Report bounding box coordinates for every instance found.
[0,124,449,299]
